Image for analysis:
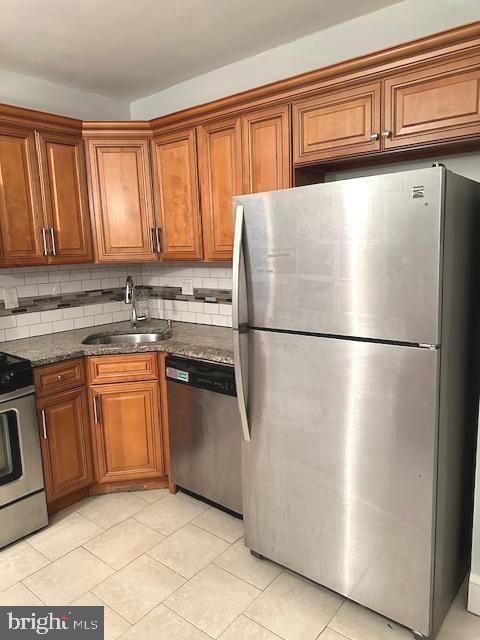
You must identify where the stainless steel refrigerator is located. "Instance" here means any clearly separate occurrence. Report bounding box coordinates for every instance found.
[232,166,480,639]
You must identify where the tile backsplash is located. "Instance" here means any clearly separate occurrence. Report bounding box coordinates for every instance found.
[0,263,232,342]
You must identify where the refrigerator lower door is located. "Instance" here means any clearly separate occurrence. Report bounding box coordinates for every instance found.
[243,329,439,637]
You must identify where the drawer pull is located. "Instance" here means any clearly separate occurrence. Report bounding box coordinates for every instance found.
[57,374,64,381]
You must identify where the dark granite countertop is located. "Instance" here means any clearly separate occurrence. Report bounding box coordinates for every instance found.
[0,320,234,367]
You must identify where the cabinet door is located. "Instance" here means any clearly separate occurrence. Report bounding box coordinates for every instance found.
[86,138,157,262]
[37,132,93,263]
[91,381,163,482]
[152,128,203,260]
[0,126,46,265]
[37,388,93,502]
[383,54,480,149]
[197,118,242,261]
[293,82,381,163]
[242,105,291,193]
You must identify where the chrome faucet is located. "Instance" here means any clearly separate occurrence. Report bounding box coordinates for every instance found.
[125,276,146,326]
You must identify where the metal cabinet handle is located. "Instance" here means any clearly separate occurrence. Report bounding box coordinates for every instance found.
[381,129,391,139]
[93,395,101,424]
[57,374,63,381]
[41,228,49,256]
[151,227,157,253]
[49,228,57,256]
[156,228,162,253]
[370,132,379,141]
[41,409,48,439]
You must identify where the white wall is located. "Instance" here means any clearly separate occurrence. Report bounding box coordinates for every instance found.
[130,0,480,119]
[0,68,129,120]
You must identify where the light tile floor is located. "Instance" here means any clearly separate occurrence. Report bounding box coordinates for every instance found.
[1,489,479,639]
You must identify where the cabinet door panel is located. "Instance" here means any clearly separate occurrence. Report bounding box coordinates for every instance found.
[38,388,92,502]
[152,129,203,260]
[293,82,381,163]
[37,132,93,263]
[87,139,157,261]
[197,118,242,261]
[384,54,480,148]
[0,126,45,264]
[91,381,163,482]
[242,105,291,193]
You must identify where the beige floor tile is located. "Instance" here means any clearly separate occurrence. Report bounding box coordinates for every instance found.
[0,583,44,606]
[71,592,131,640]
[76,492,146,529]
[93,554,185,624]
[220,615,282,639]
[246,571,343,640]
[130,488,169,503]
[0,541,49,591]
[437,581,480,640]
[121,603,210,640]
[23,547,114,605]
[215,538,283,589]
[133,494,207,536]
[318,629,351,640]
[84,517,164,569]
[148,523,229,578]
[329,600,412,640]
[165,563,260,638]
[27,512,103,561]
[192,508,244,543]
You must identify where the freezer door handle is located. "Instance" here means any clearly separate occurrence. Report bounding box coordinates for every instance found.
[233,329,250,442]
[232,204,244,331]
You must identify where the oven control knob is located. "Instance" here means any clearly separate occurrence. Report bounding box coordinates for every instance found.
[1,372,13,385]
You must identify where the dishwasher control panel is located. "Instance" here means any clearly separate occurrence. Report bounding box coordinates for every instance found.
[165,355,237,397]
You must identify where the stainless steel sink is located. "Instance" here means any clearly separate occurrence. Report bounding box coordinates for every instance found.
[82,331,171,345]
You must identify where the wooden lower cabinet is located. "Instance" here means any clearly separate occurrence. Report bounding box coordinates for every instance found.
[37,387,93,502]
[90,380,164,483]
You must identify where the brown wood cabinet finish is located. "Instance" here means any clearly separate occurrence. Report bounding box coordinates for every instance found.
[0,125,45,265]
[87,138,157,262]
[242,105,291,193]
[37,388,93,502]
[34,358,86,398]
[36,132,93,263]
[90,381,163,482]
[293,82,382,164]
[383,53,480,148]
[197,118,243,261]
[87,353,158,385]
[152,129,203,260]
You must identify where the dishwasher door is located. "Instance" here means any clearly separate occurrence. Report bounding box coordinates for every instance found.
[167,361,243,514]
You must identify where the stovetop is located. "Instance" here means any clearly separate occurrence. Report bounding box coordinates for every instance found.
[0,352,33,396]
[0,351,31,371]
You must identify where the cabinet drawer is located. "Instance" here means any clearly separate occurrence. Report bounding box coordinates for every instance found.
[34,358,86,397]
[87,353,158,384]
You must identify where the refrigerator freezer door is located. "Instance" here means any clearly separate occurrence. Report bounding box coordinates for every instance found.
[234,167,444,345]
[242,329,439,636]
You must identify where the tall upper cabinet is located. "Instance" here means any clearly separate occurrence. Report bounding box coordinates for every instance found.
[0,114,93,266]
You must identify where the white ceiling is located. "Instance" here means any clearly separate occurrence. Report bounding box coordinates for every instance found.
[0,0,400,101]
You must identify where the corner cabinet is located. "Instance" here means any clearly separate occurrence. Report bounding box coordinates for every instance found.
[151,128,203,261]
[242,105,291,193]
[86,137,158,262]
[197,117,243,261]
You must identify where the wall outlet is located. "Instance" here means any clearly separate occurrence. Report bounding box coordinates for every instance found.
[3,287,19,309]
[181,278,194,295]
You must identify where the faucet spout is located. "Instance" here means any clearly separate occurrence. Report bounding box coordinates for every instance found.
[124,276,146,326]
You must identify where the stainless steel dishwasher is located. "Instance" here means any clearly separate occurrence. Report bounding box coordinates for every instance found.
[166,355,242,514]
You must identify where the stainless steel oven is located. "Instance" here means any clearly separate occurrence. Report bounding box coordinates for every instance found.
[0,354,48,548]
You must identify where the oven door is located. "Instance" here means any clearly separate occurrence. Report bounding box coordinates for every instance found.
[0,387,44,507]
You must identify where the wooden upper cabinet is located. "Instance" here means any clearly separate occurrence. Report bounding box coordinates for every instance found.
[197,118,243,261]
[37,388,93,502]
[36,132,93,263]
[151,128,203,260]
[90,381,163,482]
[383,53,480,149]
[293,82,381,164]
[86,138,157,262]
[0,126,46,265]
[242,105,291,193]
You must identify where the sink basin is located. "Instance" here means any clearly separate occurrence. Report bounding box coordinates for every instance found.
[82,331,171,345]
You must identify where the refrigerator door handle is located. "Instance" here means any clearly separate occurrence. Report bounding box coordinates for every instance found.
[232,204,250,442]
